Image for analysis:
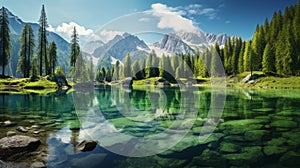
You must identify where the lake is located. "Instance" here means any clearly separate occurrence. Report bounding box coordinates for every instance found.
[0,86,300,167]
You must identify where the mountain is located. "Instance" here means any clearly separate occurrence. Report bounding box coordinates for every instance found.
[82,40,104,55]
[151,31,229,55]
[93,33,150,69]
[2,7,70,77]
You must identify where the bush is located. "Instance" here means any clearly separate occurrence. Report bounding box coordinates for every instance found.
[55,66,66,78]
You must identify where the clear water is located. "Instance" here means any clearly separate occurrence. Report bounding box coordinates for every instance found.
[1,86,300,167]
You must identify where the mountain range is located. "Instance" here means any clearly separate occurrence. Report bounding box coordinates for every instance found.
[4,7,229,75]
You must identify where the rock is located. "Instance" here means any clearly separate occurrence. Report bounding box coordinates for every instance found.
[263,146,288,156]
[0,135,41,160]
[6,131,17,137]
[31,125,40,129]
[280,151,300,166]
[219,119,265,135]
[17,126,28,133]
[157,78,167,82]
[2,120,16,127]
[191,149,227,168]
[77,140,98,152]
[33,131,40,134]
[31,162,46,168]
[219,142,240,153]
[121,77,133,86]
[270,120,297,128]
[244,130,268,141]
[248,80,255,84]
[223,146,263,166]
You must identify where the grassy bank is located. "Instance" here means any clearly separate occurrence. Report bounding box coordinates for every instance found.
[0,77,62,94]
[228,71,300,89]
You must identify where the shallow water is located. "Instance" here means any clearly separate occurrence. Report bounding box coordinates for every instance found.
[0,86,300,167]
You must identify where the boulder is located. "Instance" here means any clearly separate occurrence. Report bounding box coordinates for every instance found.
[16,126,28,133]
[31,162,46,168]
[77,140,98,152]
[0,135,41,160]
[2,120,16,127]
[121,77,133,86]
[6,131,17,137]
[156,78,170,86]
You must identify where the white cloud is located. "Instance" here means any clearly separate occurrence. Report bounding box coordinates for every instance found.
[98,29,124,42]
[47,25,55,32]
[198,8,217,20]
[148,3,198,33]
[188,9,197,15]
[56,21,94,37]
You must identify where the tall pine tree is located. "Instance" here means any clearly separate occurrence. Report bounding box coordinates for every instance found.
[70,27,80,69]
[38,5,48,76]
[0,7,11,77]
[48,41,57,75]
[18,24,35,78]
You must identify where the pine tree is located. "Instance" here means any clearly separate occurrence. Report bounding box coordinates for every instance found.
[105,67,112,82]
[145,51,153,78]
[70,27,80,69]
[123,53,131,77]
[262,43,275,74]
[88,61,95,82]
[48,41,57,75]
[38,5,48,76]
[112,60,120,81]
[73,52,88,82]
[243,41,254,74]
[238,41,245,73]
[132,60,141,79]
[18,24,35,78]
[0,7,11,76]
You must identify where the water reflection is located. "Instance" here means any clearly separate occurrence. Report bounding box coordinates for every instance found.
[0,87,300,167]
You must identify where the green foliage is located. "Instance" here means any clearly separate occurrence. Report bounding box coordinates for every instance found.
[38,5,48,76]
[262,43,275,73]
[55,66,66,78]
[0,7,11,76]
[48,41,57,75]
[124,53,131,77]
[70,27,80,68]
[73,52,88,82]
[18,24,35,78]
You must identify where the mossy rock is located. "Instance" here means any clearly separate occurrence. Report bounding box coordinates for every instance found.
[244,130,268,141]
[219,119,266,135]
[191,149,227,168]
[219,142,240,153]
[263,146,288,156]
[223,146,263,166]
[280,151,300,167]
[270,120,297,128]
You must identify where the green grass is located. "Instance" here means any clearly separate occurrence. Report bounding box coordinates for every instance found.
[24,79,57,89]
[132,77,161,85]
[229,71,300,89]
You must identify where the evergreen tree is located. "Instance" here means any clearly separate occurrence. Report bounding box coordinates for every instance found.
[105,67,112,82]
[262,43,275,73]
[238,41,245,73]
[70,27,80,69]
[18,24,35,78]
[123,53,131,77]
[48,41,57,75]
[38,5,48,76]
[251,25,266,70]
[132,60,142,79]
[73,52,88,82]
[145,50,153,78]
[243,41,254,74]
[0,7,11,76]
[88,61,95,82]
[112,60,120,81]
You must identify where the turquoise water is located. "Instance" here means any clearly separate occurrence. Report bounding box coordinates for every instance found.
[1,86,300,167]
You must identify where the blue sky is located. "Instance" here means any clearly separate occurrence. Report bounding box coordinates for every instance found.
[1,0,298,43]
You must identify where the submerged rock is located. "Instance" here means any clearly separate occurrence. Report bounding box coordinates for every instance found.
[6,131,17,137]
[0,135,41,160]
[219,142,240,153]
[223,146,263,166]
[77,140,98,152]
[280,151,300,167]
[191,149,227,168]
[2,120,16,127]
[31,161,46,168]
[16,126,28,133]
[270,120,297,128]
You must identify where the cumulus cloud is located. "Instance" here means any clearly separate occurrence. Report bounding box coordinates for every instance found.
[148,3,198,33]
[56,21,94,37]
[198,8,217,20]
